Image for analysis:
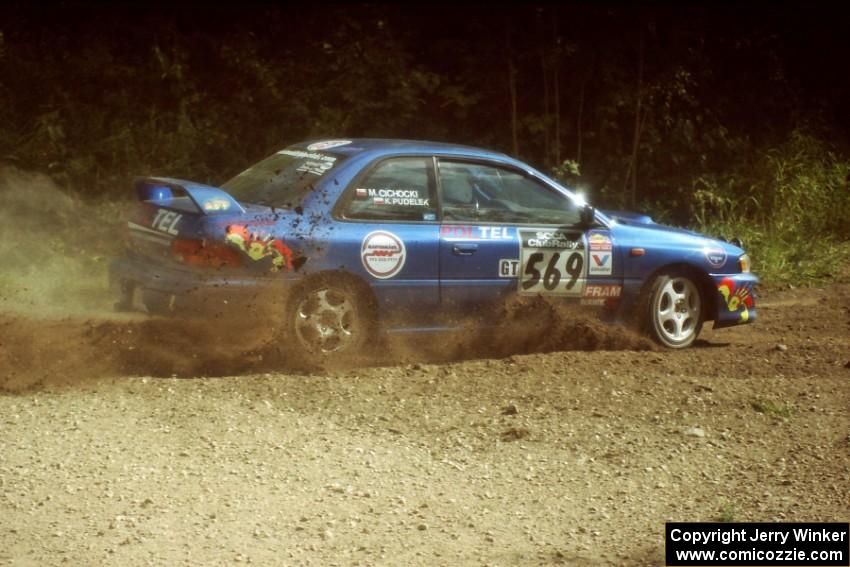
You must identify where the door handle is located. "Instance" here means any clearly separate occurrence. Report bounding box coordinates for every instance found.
[452,243,478,256]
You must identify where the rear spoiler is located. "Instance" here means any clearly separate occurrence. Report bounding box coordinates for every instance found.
[134,177,245,215]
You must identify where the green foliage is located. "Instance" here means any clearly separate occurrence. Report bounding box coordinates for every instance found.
[691,130,850,285]
[1,6,849,287]
[751,399,793,419]
[717,501,738,523]
[550,159,581,185]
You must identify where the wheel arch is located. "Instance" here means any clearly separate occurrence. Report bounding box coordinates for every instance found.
[636,262,717,323]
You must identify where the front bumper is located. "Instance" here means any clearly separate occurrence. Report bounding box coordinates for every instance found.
[711,272,759,328]
[108,253,290,315]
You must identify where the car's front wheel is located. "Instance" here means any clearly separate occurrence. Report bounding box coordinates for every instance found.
[284,276,375,361]
[639,272,703,348]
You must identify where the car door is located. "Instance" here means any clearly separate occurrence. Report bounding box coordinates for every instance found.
[333,155,441,325]
[437,159,519,313]
[437,158,622,314]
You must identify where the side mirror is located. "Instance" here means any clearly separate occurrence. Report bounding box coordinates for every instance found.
[580,204,596,226]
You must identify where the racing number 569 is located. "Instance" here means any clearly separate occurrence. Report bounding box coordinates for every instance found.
[522,251,584,292]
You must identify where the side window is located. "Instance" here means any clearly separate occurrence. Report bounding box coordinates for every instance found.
[439,161,581,225]
[341,157,437,221]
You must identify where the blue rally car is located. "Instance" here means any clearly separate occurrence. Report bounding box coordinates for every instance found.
[109,139,757,355]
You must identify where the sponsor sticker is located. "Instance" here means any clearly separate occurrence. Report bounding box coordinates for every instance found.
[584,284,622,298]
[278,149,337,162]
[588,232,613,251]
[440,225,513,240]
[355,188,368,199]
[522,230,583,250]
[361,231,406,279]
[705,248,727,268]
[440,225,474,239]
[152,208,182,236]
[589,251,613,275]
[580,285,622,307]
[498,259,519,278]
[296,159,335,176]
[225,225,293,273]
[306,140,352,151]
[202,198,230,212]
[718,277,754,322]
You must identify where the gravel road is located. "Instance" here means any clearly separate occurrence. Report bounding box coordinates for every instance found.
[1,283,848,566]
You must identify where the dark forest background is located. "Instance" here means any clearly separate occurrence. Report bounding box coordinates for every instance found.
[1,1,849,284]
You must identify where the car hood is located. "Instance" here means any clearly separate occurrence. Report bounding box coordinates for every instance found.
[603,209,745,257]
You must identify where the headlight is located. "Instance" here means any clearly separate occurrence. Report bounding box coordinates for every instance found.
[738,254,751,273]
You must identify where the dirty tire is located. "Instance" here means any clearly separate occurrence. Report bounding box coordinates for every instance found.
[637,270,703,349]
[283,275,376,362]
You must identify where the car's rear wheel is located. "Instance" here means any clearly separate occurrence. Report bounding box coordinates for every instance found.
[639,271,703,348]
[284,276,375,360]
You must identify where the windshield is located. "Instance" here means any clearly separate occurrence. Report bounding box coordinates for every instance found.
[221,148,345,208]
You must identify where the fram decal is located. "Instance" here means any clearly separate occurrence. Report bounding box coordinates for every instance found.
[705,248,727,268]
[498,259,519,278]
[588,232,612,251]
[440,225,513,240]
[718,277,754,321]
[584,284,622,298]
[361,231,406,279]
[306,140,351,151]
[226,225,293,272]
[152,209,182,235]
[589,252,613,275]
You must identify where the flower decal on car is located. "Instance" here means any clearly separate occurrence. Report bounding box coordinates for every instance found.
[226,225,293,272]
[718,277,754,321]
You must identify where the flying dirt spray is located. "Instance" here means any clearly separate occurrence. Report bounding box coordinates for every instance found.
[0,166,652,392]
[0,167,284,390]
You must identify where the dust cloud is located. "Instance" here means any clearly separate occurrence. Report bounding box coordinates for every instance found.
[382,297,655,366]
[0,166,120,317]
[0,166,652,393]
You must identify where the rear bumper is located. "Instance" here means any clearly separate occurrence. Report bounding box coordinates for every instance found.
[108,254,290,315]
[711,272,758,328]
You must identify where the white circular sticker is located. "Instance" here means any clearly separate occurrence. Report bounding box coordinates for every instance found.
[306,140,352,151]
[361,231,406,279]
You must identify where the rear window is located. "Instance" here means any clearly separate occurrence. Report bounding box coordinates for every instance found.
[221,148,345,208]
